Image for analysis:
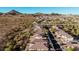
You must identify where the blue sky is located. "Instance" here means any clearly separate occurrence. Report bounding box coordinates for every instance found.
[0,7,79,14]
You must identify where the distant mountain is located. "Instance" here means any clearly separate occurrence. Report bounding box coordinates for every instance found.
[51,13,61,15]
[6,10,22,15]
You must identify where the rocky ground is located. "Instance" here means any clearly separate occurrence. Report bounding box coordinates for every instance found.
[25,22,48,51]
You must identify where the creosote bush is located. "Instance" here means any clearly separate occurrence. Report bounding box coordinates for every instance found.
[66,46,75,51]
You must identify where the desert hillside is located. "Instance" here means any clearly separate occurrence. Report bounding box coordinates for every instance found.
[0,10,79,51]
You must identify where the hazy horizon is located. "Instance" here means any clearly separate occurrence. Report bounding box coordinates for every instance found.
[0,7,79,15]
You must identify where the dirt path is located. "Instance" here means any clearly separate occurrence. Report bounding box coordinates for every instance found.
[25,22,48,51]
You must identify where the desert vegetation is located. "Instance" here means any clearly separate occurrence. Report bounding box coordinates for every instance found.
[0,10,79,51]
[0,10,36,50]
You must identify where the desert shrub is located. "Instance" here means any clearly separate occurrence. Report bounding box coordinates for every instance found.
[66,46,75,51]
[4,29,31,51]
[51,27,56,33]
[0,14,36,50]
[4,45,14,51]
